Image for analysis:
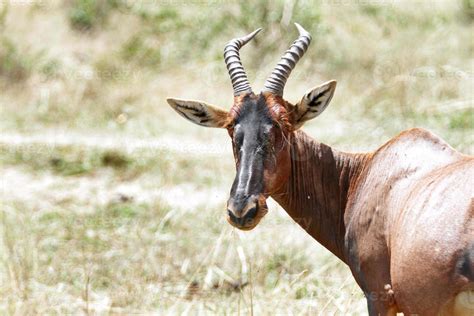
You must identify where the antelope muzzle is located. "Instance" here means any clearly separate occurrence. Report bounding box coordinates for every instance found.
[227,195,268,230]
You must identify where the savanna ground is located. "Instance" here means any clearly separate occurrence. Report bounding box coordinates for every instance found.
[0,0,473,314]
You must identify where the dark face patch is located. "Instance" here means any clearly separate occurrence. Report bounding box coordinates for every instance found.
[226,93,292,230]
[229,95,274,203]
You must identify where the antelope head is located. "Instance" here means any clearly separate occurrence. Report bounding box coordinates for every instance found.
[167,23,337,230]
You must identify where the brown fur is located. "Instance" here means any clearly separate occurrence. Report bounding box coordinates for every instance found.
[263,93,293,131]
[169,90,473,315]
[228,95,474,315]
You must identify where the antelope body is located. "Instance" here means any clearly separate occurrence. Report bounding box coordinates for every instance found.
[167,24,474,315]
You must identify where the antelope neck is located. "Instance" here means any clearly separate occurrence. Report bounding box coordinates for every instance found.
[272,130,369,263]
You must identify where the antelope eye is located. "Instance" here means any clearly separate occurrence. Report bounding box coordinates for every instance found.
[273,122,280,129]
[235,132,244,146]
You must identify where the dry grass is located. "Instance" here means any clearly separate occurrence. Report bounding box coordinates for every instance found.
[0,0,473,314]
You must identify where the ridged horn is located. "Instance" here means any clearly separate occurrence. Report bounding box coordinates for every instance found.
[224,28,262,96]
[262,23,312,96]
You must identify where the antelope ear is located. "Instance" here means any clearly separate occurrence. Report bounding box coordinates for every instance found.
[167,98,230,128]
[293,80,337,129]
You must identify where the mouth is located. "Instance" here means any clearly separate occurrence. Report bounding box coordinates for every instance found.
[227,199,268,231]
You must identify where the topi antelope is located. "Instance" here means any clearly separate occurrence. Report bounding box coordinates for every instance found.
[167,23,474,315]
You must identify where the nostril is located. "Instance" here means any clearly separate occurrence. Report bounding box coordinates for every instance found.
[244,206,258,220]
[228,209,239,223]
[227,195,261,227]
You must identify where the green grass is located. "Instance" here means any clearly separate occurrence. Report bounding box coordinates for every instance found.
[0,0,472,314]
[0,142,233,187]
[0,36,33,82]
[1,191,362,314]
[68,0,119,31]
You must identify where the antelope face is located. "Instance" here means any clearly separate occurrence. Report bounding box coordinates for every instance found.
[167,24,337,230]
[224,93,292,230]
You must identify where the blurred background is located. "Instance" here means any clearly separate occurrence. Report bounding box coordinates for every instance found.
[0,0,472,314]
